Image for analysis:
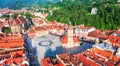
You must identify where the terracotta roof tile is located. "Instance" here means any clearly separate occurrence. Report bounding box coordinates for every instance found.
[41,57,63,66]
[18,16,26,23]
[108,36,120,45]
[61,36,79,44]
[88,30,100,37]
[12,19,20,26]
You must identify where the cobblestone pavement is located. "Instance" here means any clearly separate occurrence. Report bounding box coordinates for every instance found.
[27,34,93,65]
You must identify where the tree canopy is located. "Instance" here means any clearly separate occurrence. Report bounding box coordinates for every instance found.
[47,1,120,30]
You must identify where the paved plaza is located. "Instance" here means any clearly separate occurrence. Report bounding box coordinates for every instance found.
[26,34,93,65]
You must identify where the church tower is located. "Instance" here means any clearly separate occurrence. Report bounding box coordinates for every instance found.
[95,38,99,45]
[67,22,74,48]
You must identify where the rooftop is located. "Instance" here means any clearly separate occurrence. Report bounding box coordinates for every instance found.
[88,30,101,37]
[108,36,120,47]
[61,36,79,44]
[41,57,63,66]
[0,34,28,66]
[56,46,120,66]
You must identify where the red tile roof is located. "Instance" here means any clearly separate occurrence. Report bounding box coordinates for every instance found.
[108,36,120,45]
[58,53,71,61]
[18,16,26,23]
[13,57,23,64]
[4,57,24,65]
[11,50,24,57]
[12,19,20,26]
[0,35,24,48]
[41,58,64,66]
[115,31,120,34]
[79,24,85,28]
[98,34,109,39]
[0,42,24,48]
[0,36,24,43]
[88,30,101,37]
[61,36,79,44]
[90,47,120,63]
[21,64,28,66]
[35,26,47,31]
[96,30,114,39]
[0,49,27,65]
[52,21,57,25]
[54,47,120,66]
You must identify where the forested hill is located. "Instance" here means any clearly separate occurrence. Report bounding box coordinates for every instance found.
[0,0,60,9]
[47,1,120,30]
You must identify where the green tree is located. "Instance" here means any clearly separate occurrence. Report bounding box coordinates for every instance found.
[46,1,120,30]
[11,13,18,19]
[23,12,32,19]
[1,14,10,20]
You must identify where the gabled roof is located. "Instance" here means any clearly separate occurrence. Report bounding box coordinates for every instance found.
[35,26,47,31]
[18,16,26,23]
[114,31,120,35]
[0,42,24,48]
[88,30,101,37]
[41,57,63,66]
[11,50,24,57]
[98,34,109,39]
[4,57,24,65]
[108,36,120,45]
[12,19,20,26]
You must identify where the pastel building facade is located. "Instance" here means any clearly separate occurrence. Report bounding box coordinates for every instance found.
[61,24,80,48]
[75,25,96,39]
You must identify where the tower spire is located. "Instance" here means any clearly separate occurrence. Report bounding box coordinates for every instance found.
[95,38,99,45]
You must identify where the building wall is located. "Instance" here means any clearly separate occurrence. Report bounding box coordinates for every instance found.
[75,27,95,38]
[11,25,21,33]
[68,29,74,48]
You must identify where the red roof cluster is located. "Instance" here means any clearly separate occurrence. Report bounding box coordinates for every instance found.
[0,35,24,48]
[88,29,101,37]
[0,34,28,66]
[108,36,120,47]
[0,8,26,15]
[27,20,67,37]
[51,47,120,66]
[88,30,115,39]
[41,58,64,66]
[114,31,120,35]
[12,15,26,26]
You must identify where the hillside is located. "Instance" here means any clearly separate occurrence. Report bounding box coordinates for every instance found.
[0,0,60,9]
[47,1,120,30]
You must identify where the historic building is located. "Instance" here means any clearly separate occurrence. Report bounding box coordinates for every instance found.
[61,22,80,48]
